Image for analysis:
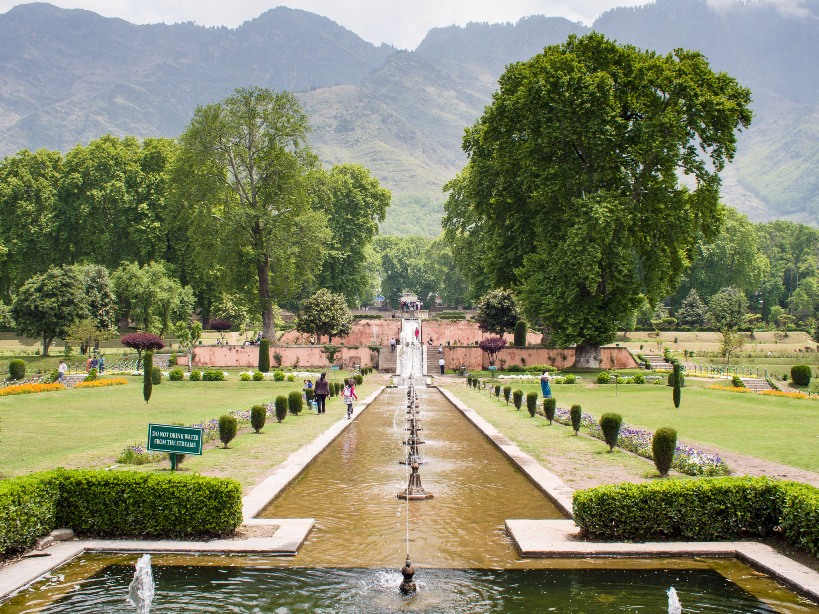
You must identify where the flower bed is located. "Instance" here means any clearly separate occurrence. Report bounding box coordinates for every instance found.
[0,382,65,396]
[759,389,817,400]
[554,407,729,476]
[708,384,753,394]
[74,377,128,389]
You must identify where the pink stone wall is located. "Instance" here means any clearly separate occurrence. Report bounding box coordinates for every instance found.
[278,319,402,346]
[179,345,377,369]
[441,346,638,371]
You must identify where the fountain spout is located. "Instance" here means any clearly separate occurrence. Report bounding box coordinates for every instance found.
[668,587,682,614]
[127,554,155,614]
[399,555,417,595]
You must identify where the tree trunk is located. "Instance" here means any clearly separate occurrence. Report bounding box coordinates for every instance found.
[573,341,602,369]
[258,255,275,342]
[42,334,52,356]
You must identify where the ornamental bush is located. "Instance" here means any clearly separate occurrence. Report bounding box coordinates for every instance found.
[258,338,270,373]
[275,396,288,422]
[354,374,363,385]
[250,405,266,433]
[151,366,162,385]
[85,368,98,382]
[564,374,576,384]
[526,391,538,416]
[632,373,645,384]
[502,385,512,404]
[596,372,611,384]
[512,389,523,410]
[305,388,315,404]
[273,370,285,381]
[652,427,677,476]
[543,397,556,424]
[791,365,812,386]
[599,413,622,451]
[570,405,582,435]
[8,359,25,380]
[672,361,682,408]
[494,384,501,397]
[240,372,251,381]
[513,320,527,346]
[253,371,265,381]
[288,390,303,415]
[286,374,295,382]
[189,370,201,381]
[169,368,184,381]
[731,374,744,387]
[202,369,225,381]
[143,351,153,403]
[0,474,59,554]
[666,370,685,387]
[218,415,237,448]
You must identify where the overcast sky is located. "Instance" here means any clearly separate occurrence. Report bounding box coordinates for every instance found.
[0,0,658,49]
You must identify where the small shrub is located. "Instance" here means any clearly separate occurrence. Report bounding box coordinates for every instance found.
[505,364,524,373]
[288,390,303,415]
[494,384,501,398]
[305,388,314,403]
[354,374,363,385]
[273,370,285,381]
[596,372,611,384]
[564,374,576,384]
[731,374,744,388]
[274,396,288,422]
[513,320,527,346]
[286,373,295,382]
[652,427,677,476]
[250,405,267,433]
[8,359,26,380]
[253,371,264,381]
[218,415,237,448]
[512,389,523,410]
[543,397,557,424]
[169,368,184,381]
[632,373,645,384]
[502,385,512,404]
[570,405,582,435]
[202,369,225,381]
[151,366,162,385]
[666,370,685,387]
[240,372,251,381]
[599,413,623,451]
[791,365,812,386]
[526,391,538,416]
[189,370,201,381]
[85,367,98,382]
[466,375,473,387]
[334,382,343,396]
[672,362,682,408]
[143,351,153,403]
[259,338,270,372]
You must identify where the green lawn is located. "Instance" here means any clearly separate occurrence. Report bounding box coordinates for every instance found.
[0,375,378,490]
[473,376,819,472]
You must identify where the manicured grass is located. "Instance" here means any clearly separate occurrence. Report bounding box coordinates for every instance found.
[0,375,377,486]
[470,376,819,472]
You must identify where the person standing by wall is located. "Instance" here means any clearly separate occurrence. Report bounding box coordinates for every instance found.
[314,372,330,414]
[439,356,445,375]
[540,370,552,398]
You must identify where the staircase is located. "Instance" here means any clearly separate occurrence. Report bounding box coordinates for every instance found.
[741,378,774,392]
[62,374,87,388]
[643,354,675,370]
[378,347,397,373]
[426,347,443,375]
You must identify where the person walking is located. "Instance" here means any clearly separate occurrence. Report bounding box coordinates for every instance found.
[342,378,358,419]
[314,372,330,414]
[58,360,67,382]
[98,355,105,373]
[439,356,445,375]
[540,370,553,398]
[414,327,420,342]
[390,337,396,353]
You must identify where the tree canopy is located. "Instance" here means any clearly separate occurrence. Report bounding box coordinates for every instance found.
[296,288,353,343]
[474,289,520,336]
[444,33,752,366]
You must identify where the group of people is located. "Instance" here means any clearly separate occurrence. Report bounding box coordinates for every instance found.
[85,355,105,373]
[307,373,358,419]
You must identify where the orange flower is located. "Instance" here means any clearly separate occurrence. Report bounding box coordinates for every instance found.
[74,378,128,389]
[758,389,817,400]
[707,385,752,394]
[0,382,65,396]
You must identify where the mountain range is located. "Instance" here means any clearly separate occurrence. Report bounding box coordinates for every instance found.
[0,0,816,235]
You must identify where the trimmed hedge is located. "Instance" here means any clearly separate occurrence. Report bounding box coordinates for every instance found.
[202,369,225,381]
[791,364,812,386]
[8,358,26,380]
[573,477,819,557]
[0,470,242,554]
[169,368,184,381]
[288,390,303,415]
[526,391,538,417]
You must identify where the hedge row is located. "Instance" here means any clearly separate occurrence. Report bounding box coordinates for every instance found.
[0,470,242,554]
[573,477,819,557]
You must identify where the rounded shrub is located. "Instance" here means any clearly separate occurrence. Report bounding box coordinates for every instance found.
[502,385,512,404]
[512,389,523,410]
[564,374,576,384]
[143,351,153,403]
[305,388,315,404]
[258,338,270,373]
[274,396,288,422]
[570,404,582,435]
[652,427,677,476]
[286,374,295,382]
[218,415,237,448]
[543,397,556,424]
[273,370,285,382]
[86,368,98,382]
[151,366,162,385]
[253,371,264,381]
[354,374,363,385]
[203,369,225,381]
[250,405,267,433]
[599,413,623,452]
[596,372,611,384]
[666,370,685,387]
[513,320,527,347]
[791,365,811,386]
[189,370,201,381]
[494,384,501,398]
[731,374,744,388]
[8,359,25,380]
[632,373,645,384]
[240,372,251,381]
[288,390,303,415]
[169,368,184,381]
[526,391,538,416]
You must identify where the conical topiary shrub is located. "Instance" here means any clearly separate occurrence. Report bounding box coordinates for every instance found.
[512,389,523,410]
[503,386,512,405]
[672,361,682,408]
[259,338,270,373]
[251,405,267,433]
[218,415,237,448]
[599,413,623,452]
[570,404,582,435]
[288,390,303,415]
[143,351,153,403]
[652,427,677,476]
[275,395,288,423]
[526,391,538,416]
[543,397,556,425]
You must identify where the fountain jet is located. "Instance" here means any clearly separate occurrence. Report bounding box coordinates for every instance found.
[127,554,155,614]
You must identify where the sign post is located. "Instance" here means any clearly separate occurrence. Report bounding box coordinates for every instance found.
[147,424,203,471]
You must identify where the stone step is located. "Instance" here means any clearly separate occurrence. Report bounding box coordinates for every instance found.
[61,374,87,388]
[741,378,774,392]
[642,355,675,370]
[379,348,397,372]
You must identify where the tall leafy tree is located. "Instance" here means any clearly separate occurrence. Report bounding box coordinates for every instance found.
[296,288,353,344]
[444,33,752,366]
[374,235,437,309]
[314,164,390,307]
[174,87,325,340]
[475,289,520,335]
[677,289,707,329]
[111,261,192,334]
[11,266,88,355]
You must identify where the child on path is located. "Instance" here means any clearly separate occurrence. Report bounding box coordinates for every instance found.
[342,379,358,419]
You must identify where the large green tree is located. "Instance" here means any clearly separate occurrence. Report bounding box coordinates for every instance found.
[11,266,88,355]
[444,33,752,366]
[174,87,325,340]
[296,288,353,344]
[314,164,390,307]
[111,261,193,334]
[374,235,437,309]
[474,289,520,335]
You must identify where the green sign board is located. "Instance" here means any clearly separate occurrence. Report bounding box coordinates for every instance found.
[147,424,203,455]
